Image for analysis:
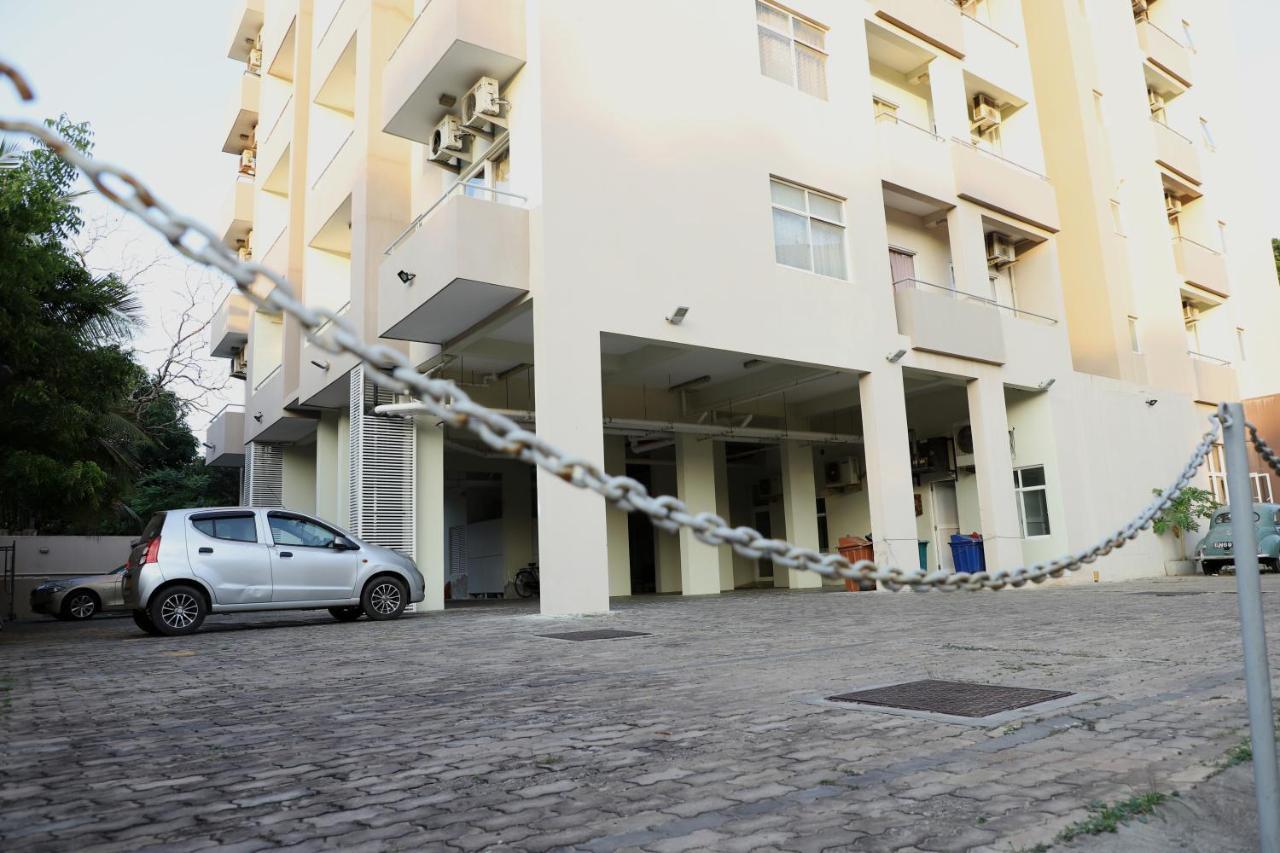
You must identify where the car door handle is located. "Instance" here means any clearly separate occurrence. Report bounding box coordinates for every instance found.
[280,551,293,558]
[199,547,213,554]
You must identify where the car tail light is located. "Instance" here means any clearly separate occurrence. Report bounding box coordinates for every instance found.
[143,536,162,565]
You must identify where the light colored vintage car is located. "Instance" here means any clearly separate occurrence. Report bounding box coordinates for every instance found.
[1194,503,1280,575]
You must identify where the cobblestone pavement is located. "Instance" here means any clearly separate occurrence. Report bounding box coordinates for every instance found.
[2,574,1277,852]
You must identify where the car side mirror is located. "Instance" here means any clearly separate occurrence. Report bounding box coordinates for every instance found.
[333,536,357,551]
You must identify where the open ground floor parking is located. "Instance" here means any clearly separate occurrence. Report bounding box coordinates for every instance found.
[1,576,1275,852]
[224,307,1224,614]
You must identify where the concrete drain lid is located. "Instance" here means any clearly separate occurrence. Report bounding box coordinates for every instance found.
[539,629,651,642]
[828,679,1072,718]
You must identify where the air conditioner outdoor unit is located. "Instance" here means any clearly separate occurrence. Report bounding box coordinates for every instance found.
[824,458,860,489]
[952,423,975,468]
[236,244,252,263]
[461,76,507,131]
[239,147,256,176]
[230,348,248,380]
[1165,194,1183,219]
[428,115,470,164]
[1183,303,1200,323]
[971,93,1002,133]
[1148,90,1166,114]
[986,232,1016,267]
[1132,0,1149,17]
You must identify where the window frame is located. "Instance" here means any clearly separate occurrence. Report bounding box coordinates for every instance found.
[769,177,848,280]
[189,511,260,544]
[1012,465,1052,539]
[266,511,346,550]
[756,1,829,100]
[1127,315,1141,353]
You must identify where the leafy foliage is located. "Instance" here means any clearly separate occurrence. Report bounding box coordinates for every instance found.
[1055,792,1169,842]
[1151,486,1218,538]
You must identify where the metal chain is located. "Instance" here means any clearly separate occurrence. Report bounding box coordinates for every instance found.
[1247,421,1280,480]
[0,64,1225,592]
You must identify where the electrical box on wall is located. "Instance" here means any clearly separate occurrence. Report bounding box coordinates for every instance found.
[823,458,860,490]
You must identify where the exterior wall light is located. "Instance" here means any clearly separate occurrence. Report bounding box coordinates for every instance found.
[311,359,330,371]
[397,270,415,284]
[886,349,907,363]
[666,306,689,325]
[1038,378,1056,391]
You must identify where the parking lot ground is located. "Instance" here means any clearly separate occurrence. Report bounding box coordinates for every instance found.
[1,574,1277,852]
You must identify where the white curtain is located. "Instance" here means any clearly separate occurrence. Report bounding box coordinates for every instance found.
[810,219,846,279]
[772,208,810,271]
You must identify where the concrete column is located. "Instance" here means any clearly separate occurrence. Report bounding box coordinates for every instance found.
[967,376,1025,571]
[859,368,922,571]
[502,465,535,595]
[532,321,609,615]
[314,413,340,525]
[946,203,992,300]
[282,443,317,514]
[777,441,823,589]
[926,57,970,142]
[414,418,445,612]
[653,464,681,593]
[604,435,632,597]
[675,434,722,596]
[712,442,735,591]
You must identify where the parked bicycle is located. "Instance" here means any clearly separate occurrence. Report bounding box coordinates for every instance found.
[513,563,540,599]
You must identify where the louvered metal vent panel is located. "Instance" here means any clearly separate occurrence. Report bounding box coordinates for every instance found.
[349,365,416,558]
[244,442,284,507]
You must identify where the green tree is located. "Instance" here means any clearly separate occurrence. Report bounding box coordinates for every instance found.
[1272,238,1279,282]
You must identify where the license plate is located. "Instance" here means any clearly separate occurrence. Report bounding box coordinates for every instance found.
[1221,541,1233,550]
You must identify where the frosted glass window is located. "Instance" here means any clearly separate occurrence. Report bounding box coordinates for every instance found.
[769,178,847,280]
[756,2,827,99]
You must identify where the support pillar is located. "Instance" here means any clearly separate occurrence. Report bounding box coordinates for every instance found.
[502,465,535,598]
[946,204,992,300]
[675,434,721,596]
[967,376,1024,571]
[315,413,340,525]
[777,441,823,589]
[604,435,632,597]
[859,368,921,571]
[282,443,317,514]
[414,418,445,612]
[712,441,735,591]
[532,322,609,615]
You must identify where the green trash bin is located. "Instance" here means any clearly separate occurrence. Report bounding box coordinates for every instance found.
[917,540,929,571]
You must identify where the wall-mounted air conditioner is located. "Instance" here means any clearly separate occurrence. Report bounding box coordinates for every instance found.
[239,147,256,176]
[952,423,975,468]
[461,76,507,131]
[986,232,1016,267]
[971,93,1002,133]
[236,244,252,263]
[1132,0,1150,20]
[428,115,471,165]
[1183,303,1200,324]
[1148,90,1166,115]
[824,458,860,489]
[1165,194,1183,219]
[230,347,248,380]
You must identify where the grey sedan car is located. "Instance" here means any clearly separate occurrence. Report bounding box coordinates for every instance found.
[31,566,128,620]
[124,507,426,636]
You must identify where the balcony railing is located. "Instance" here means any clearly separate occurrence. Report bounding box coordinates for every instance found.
[1189,350,1231,367]
[388,0,436,63]
[311,129,354,190]
[385,133,525,255]
[958,9,1019,47]
[314,301,351,337]
[951,138,1049,181]
[254,362,282,392]
[212,403,246,419]
[893,277,1057,325]
[875,110,941,141]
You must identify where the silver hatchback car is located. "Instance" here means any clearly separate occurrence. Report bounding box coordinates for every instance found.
[123,507,426,636]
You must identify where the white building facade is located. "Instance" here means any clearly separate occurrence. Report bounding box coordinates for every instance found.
[204,0,1280,614]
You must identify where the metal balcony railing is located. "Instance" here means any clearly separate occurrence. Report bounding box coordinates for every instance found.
[388,0,438,64]
[1173,235,1222,256]
[1152,117,1195,147]
[893,277,1058,325]
[875,110,943,141]
[1189,350,1231,367]
[311,129,354,190]
[212,403,246,420]
[951,137,1050,181]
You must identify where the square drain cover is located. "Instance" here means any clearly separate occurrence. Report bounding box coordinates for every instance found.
[828,679,1072,718]
[540,629,650,642]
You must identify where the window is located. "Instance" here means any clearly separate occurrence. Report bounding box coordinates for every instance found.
[191,513,258,543]
[462,144,512,204]
[1181,19,1196,51]
[1093,90,1106,127]
[1013,466,1051,538]
[1128,315,1141,353]
[268,513,340,548]
[756,2,828,99]
[888,247,916,285]
[1237,327,1247,362]
[1254,473,1274,503]
[770,178,847,279]
[1218,220,1228,253]
[816,497,828,552]
[1208,444,1227,503]
[872,95,898,121]
[1110,199,1125,236]
[1192,117,1213,148]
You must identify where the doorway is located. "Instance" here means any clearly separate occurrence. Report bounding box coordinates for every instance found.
[930,481,960,572]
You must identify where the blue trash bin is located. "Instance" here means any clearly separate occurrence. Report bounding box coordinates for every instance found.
[917,540,929,571]
[950,534,986,574]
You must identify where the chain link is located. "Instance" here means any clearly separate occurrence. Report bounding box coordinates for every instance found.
[0,64,1227,592]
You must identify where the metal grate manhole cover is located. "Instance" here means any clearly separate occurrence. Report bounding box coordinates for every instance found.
[539,629,651,642]
[828,679,1072,718]
[1131,591,1206,597]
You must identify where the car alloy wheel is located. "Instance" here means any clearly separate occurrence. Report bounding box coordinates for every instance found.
[160,592,200,629]
[66,593,96,619]
[369,582,401,616]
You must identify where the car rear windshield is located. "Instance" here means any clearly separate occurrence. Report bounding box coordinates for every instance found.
[140,512,166,541]
[1215,511,1260,525]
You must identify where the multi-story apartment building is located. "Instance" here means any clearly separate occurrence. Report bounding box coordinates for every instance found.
[203,0,1280,615]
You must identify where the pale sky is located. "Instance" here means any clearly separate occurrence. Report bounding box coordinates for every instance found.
[2,0,1280,433]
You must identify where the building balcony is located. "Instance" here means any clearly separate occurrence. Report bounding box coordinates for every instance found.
[1153,120,1202,190]
[876,114,953,203]
[220,178,255,247]
[873,0,965,58]
[379,190,529,344]
[1173,237,1229,298]
[227,0,264,63]
[382,0,526,143]
[951,140,1060,233]
[1190,353,1237,406]
[245,364,317,444]
[893,279,1007,365]
[221,71,260,155]
[205,405,246,468]
[210,291,253,358]
[1137,20,1192,91]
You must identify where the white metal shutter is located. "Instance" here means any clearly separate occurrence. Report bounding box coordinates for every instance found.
[348,365,417,557]
[243,442,284,507]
